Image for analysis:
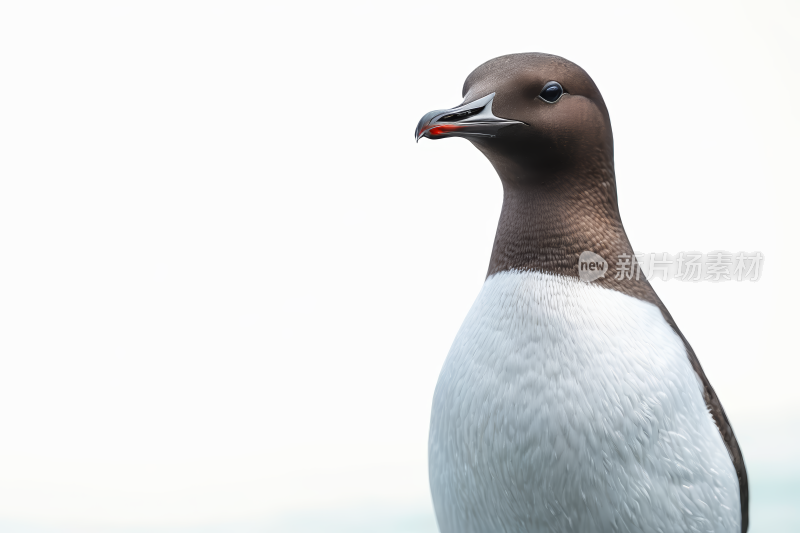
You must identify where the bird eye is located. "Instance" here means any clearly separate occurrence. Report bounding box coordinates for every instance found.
[539,81,564,103]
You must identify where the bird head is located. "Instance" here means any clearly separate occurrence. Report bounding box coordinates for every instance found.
[416,53,615,188]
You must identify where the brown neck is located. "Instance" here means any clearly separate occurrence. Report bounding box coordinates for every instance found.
[485,164,658,305]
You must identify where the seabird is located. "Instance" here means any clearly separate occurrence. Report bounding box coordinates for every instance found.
[415,53,747,533]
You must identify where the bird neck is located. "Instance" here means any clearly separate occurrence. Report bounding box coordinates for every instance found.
[486,171,657,304]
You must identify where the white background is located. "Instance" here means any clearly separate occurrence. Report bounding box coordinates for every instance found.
[0,1,797,532]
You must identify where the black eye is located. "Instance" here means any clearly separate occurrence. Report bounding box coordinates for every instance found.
[539,81,564,103]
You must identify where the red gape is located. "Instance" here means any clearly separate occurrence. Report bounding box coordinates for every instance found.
[427,124,465,137]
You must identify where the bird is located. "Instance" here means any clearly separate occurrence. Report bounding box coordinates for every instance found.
[415,53,748,533]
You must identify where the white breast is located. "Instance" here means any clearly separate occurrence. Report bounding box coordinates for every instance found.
[429,270,740,533]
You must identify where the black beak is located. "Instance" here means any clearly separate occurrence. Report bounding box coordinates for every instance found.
[415,92,525,142]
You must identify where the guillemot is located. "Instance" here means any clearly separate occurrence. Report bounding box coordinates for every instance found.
[415,53,747,533]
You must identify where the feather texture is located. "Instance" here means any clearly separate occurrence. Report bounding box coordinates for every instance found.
[429,270,740,533]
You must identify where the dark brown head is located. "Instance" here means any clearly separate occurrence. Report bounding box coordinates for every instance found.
[416,53,615,192]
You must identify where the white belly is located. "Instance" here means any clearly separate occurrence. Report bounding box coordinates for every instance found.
[429,270,740,533]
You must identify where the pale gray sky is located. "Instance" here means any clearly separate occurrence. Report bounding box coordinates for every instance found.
[0,1,797,531]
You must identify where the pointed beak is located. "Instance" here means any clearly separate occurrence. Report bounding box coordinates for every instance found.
[414,92,525,142]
